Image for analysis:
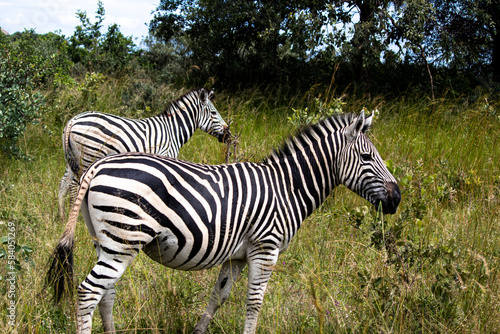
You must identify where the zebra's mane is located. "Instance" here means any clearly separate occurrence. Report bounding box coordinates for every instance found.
[161,89,208,117]
[160,89,200,116]
[266,113,358,162]
[162,90,196,116]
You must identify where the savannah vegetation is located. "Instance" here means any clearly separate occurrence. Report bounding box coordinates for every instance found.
[1,1,499,333]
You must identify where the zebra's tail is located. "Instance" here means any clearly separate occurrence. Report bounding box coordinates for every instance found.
[46,164,96,304]
[62,119,72,161]
[62,117,81,176]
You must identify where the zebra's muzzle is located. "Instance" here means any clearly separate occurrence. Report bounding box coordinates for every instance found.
[376,182,401,214]
[218,126,232,143]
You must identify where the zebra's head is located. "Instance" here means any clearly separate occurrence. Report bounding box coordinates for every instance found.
[197,89,232,143]
[338,111,401,214]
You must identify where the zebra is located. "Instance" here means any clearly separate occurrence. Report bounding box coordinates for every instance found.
[46,111,401,334]
[58,88,231,220]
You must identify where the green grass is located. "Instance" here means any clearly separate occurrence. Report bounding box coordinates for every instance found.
[0,81,499,333]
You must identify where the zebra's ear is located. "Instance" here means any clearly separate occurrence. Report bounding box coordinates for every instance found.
[199,88,208,103]
[208,90,215,101]
[362,112,373,133]
[345,111,366,142]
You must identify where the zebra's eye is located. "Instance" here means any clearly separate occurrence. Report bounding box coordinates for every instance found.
[361,152,372,161]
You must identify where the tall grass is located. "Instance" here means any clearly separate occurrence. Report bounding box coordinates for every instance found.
[0,79,499,333]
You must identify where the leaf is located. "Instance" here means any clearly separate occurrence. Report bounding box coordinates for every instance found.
[385,159,394,172]
[21,245,33,253]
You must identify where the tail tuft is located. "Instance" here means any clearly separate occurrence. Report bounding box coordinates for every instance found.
[46,150,94,304]
[45,238,74,304]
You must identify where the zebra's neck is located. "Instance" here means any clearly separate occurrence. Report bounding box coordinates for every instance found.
[261,149,337,244]
[278,136,340,222]
[157,98,199,148]
[264,115,354,226]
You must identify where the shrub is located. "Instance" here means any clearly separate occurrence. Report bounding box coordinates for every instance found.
[0,32,46,158]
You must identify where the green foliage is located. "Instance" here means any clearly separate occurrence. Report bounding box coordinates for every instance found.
[0,32,47,158]
[150,0,331,88]
[0,230,33,280]
[287,97,346,126]
[429,0,500,80]
[8,30,72,88]
[139,35,193,84]
[68,0,136,75]
[77,72,106,105]
[342,161,488,332]
[148,0,500,94]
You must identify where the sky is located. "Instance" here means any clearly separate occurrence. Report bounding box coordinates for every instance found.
[0,0,159,44]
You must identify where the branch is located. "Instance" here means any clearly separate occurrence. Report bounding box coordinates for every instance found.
[383,9,435,101]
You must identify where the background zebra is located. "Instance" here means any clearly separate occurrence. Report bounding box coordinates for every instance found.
[58,88,231,220]
[47,111,400,334]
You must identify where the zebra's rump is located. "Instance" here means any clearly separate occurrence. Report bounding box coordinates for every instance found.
[67,112,148,171]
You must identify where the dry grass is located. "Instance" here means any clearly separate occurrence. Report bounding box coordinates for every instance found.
[1,84,499,333]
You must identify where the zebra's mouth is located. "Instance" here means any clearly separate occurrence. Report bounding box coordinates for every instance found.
[372,182,401,214]
[217,127,232,143]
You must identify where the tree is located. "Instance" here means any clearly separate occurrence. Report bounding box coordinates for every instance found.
[68,1,105,67]
[150,0,329,87]
[149,0,497,93]
[100,23,136,73]
[380,0,437,98]
[429,0,500,84]
[68,1,136,75]
[327,0,393,84]
[140,35,192,83]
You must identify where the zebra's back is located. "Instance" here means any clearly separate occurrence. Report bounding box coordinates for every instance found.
[65,111,152,174]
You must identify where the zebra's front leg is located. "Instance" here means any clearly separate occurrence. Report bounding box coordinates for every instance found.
[193,259,246,333]
[243,247,279,334]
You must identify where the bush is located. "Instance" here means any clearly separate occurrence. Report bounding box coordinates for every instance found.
[0,32,47,159]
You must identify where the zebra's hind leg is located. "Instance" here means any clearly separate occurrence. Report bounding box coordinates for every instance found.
[193,259,246,334]
[99,287,116,333]
[76,251,137,334]
[90,230,117,333]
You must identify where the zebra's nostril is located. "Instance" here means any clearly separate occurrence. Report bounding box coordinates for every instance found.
[386,182,401,203]
[380,182,401,214]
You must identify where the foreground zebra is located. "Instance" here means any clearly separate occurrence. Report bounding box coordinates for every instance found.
[47,111,401,333]
[58,88,231,220]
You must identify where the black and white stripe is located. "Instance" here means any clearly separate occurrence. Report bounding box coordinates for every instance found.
[47,111,400,334]
[58,88,231,220]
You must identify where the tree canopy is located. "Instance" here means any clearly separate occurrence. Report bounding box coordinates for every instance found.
[149,0,499,93]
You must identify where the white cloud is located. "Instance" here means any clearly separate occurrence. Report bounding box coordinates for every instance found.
[0,0,158,39]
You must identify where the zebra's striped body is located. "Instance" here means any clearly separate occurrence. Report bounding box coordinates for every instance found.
[47,112,400,334]
[58,88,231,220]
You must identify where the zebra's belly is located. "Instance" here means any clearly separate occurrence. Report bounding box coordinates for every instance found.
[143,229,249,271]
[143,231,180,267]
